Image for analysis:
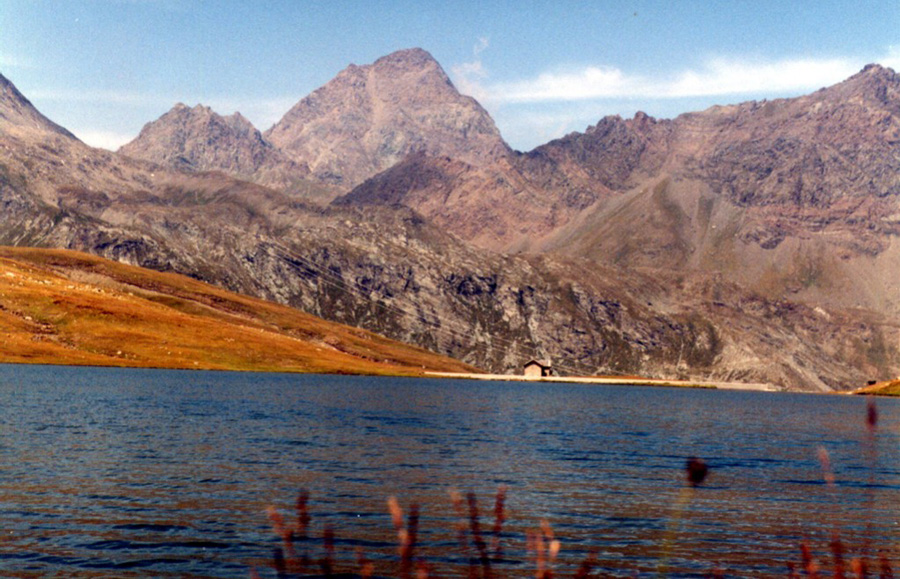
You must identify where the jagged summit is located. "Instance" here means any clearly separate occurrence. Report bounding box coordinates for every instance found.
[819,63,900,108]
[366,47,458,91]
[119,101,306,180]
[374,47,438,65]
[264,47,510,188]
[0,73,77,139]
[854,62,898,81]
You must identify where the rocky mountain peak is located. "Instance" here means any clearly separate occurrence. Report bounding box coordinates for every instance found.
[628,110,658,130]
[265,47,510,189]
[119,102,301,178]
[0,73,77,139]
[805,63,899,110]
[856,62,898,83]
[374,46,439,67]
[369,47,450,83]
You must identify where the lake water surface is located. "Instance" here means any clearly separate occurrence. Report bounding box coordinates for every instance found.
[1,365,899,577]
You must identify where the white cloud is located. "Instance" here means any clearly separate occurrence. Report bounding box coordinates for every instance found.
[495,107,595,149]
[492,65,635,102]
[452,37,492,101]
[666,57,858,98]
[450,47,900,151]
[473,36,489,57]
[465,56,863,105]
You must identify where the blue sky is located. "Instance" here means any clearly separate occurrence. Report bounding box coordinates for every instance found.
[2,1,898,151]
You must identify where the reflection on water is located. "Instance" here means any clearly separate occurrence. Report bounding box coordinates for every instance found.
[1,364,899,577]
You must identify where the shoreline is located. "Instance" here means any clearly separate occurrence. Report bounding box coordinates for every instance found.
[424,371,779,392]
[0,359,782,392]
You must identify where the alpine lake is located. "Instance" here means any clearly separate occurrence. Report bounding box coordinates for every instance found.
[1,364,899,577]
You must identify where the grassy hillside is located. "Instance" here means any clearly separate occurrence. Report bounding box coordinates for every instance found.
[0,246,478,375]
[854,378,900,396]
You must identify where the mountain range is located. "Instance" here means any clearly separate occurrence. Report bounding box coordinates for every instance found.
[1,48,898,391]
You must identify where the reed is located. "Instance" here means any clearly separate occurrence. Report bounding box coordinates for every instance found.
[254,400,893,578]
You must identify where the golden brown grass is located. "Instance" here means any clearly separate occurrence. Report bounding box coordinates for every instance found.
[0,246,477,376]
[852,379,900,396]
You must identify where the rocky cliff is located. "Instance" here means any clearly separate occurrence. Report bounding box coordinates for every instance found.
[332,62,900,321]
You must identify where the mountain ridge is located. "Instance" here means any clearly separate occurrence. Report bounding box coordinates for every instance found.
[2,57,899,391]
[117,101,326,201]
[329,59,900,319]
[0,73,77,140]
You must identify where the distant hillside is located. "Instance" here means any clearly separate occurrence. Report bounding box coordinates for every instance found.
[0,246,477,375]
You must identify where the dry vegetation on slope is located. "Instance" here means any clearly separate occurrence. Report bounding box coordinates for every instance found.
[0,246,477,375]
[854,378,900,396]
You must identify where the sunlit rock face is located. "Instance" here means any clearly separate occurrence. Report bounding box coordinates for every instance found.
[265,48,509,189]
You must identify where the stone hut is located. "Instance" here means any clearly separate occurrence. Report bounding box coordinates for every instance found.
[523,359,553,377]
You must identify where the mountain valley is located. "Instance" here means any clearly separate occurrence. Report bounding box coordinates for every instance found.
[1,49,899,391]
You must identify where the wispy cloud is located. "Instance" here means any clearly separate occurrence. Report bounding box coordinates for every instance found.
[664,57,859,98]
[205,96,298,130]
[452,37,491,101]
[29,88,297,130]
[452,48,900,151]
[28,87,298,151]
[104,0,191,12]
[462,55,864,105]
[494,105,602,149]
